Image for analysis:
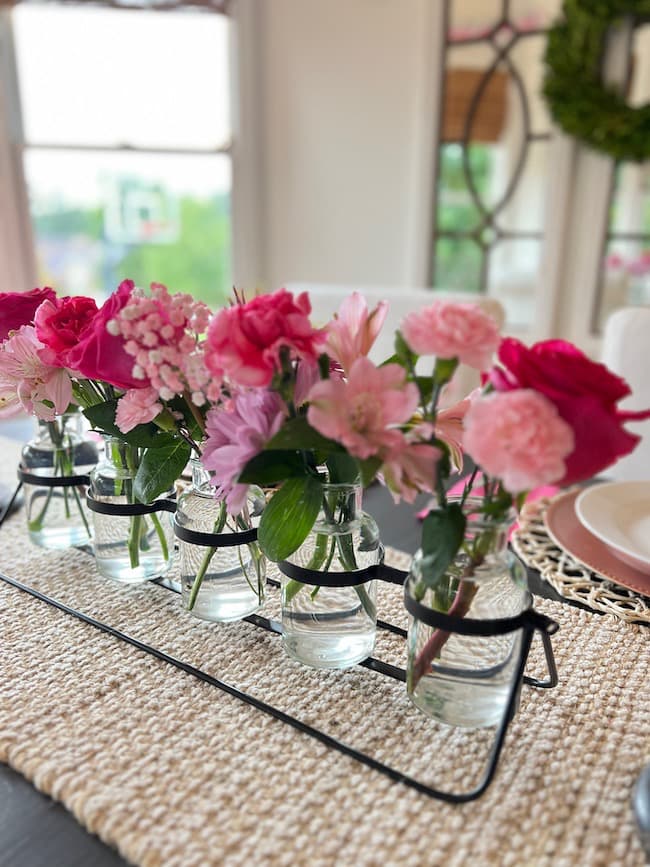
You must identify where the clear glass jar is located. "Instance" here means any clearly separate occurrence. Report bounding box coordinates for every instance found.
[176,461,266,621]
[21,411,98,549]
[89,436,174,584]
[281,482,381,669]
[406,499,529,728]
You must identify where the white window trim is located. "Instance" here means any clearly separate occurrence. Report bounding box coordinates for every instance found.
[0,9,36,291]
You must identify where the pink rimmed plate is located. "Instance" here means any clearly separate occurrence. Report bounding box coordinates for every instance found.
[576,482,650,574]
[544,489,650,598]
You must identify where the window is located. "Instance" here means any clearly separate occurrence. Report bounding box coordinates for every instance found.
[9,3,231,305]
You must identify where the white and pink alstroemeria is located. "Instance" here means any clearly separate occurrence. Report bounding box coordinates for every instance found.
[0,325,72,420]
[307,356,419,460]
[202,390,286,514]
[379,436,441,504]
[434,393,477,472]
[115,387,163,434]
[325,292,388,372]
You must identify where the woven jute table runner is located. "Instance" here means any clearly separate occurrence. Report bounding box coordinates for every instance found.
[0,438,648,867]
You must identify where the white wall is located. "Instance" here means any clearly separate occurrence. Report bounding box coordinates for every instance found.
[235,0,441,292]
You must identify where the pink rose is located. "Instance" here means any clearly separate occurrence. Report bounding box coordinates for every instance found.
[205,289,327,387]
[35,295,98,367]
[401,300,500,370]
[66,280,147,390]
[463,390,575,494]
[0,287,56,341]
[491,338,650,485]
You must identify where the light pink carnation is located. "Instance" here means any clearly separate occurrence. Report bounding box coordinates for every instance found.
[202,390,286,514]
[401,300,500,370]
[0,325,72,420]
[326,292,388,372]
[115,387,163,434]
[307,356,419,459]
[463,389,575,494]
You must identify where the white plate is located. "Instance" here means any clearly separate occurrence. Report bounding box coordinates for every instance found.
[575,482,650,575]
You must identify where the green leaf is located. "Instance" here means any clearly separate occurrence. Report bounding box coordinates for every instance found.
[83,400,174,449]
[419,503,466,591]
[394,330,418,370]
[265,416,337,453]
[433,357,459,386]
[133,440,191,503]
[325,452,359,484]
[258,475,323,561]
[238,450,308,485]
[358,456,382,489]
[415,376,434,406]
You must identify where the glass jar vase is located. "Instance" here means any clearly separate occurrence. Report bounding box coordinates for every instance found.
[280,482,382,669]
[89,436,174,583]
[21,411,98,549]
[175,461,266,621]
[406,499,530,728]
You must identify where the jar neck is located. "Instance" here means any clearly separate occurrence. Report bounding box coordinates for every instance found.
[191,458,214,491]
[101,436,142,473]
[319,482,362,522]
[35,411,82,447]
[413,497,515,591]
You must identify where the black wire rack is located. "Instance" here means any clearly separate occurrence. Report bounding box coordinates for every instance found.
[1,473,559,804]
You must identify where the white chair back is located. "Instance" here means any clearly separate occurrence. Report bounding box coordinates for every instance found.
[286,283,504,400]
[601,306,650,481]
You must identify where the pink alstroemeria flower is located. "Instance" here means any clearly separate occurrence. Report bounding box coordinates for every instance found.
[325,292,388,372]
[0,325,72,420]
[307,356,419,460]
[380,436,441,504]
[434,393,477,472]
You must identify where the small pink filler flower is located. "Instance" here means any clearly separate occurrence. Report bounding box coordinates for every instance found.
[463,389,575,494]
[115,387,163,434]
[401,300,500,370]
[202,390,285,514]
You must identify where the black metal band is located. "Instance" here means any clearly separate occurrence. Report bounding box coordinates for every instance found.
[403,589,559,637]
[277,560,409,588]
[18,465,91,488]
[85,492,177,517]
[173,518,258,548]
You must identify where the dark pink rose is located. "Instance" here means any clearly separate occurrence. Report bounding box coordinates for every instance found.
[0,287,56,341]
[67,280,146,390]
[491,338,650,485]
[35,295,98,367]
[205,289,327,387]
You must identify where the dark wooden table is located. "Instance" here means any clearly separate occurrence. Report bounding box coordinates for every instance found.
[0,480,564,867]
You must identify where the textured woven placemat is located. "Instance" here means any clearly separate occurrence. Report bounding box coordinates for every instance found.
[512,497,650,625]
[0,437,648,867]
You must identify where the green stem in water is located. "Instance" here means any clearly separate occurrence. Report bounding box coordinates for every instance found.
[186,502,227,611]
[150,513,169,561]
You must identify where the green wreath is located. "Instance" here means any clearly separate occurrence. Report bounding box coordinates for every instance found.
[543,0,650,162]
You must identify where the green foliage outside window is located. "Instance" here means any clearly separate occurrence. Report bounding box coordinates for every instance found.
[32,194,231,308]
